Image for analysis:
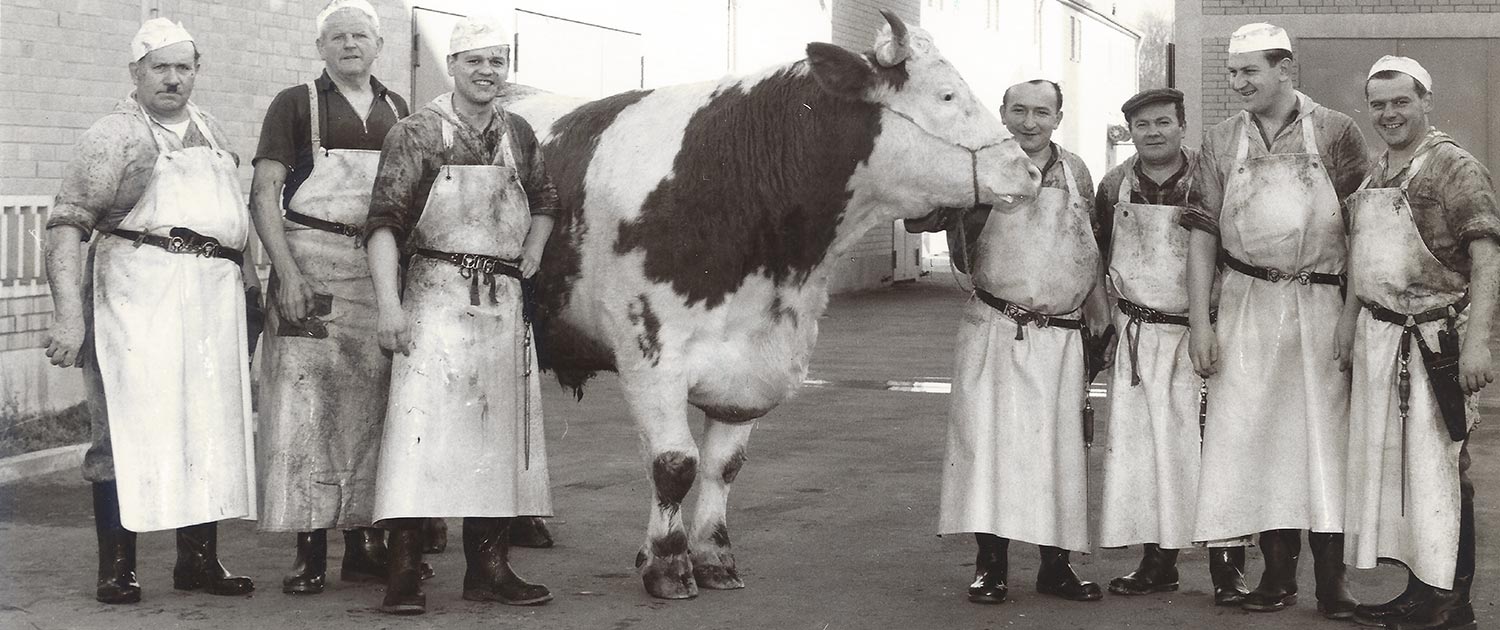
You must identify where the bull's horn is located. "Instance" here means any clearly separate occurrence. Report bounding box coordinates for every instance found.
[874,9,911,67]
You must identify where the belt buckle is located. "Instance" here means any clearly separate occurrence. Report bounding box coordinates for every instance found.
[480,257,497,274]
[1264,268,1286,282]
[459,253,479,270]
[1294,271,1312,285]
[198,241,219,258]
[167,235,187,253]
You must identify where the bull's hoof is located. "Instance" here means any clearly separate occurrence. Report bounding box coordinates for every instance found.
[692,563,744,590]
[637,548,698,599]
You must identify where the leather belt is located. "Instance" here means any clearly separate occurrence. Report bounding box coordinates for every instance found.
[1363,295,1469,327]
[974,288,1083,340]
[1220,251,1343,287]
[285,209,363,244]
[1117,298,1189,386]
[107,227,244,266]
[414,247,523,280]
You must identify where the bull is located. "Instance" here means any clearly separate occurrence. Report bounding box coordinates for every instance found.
[502,11,1041,599]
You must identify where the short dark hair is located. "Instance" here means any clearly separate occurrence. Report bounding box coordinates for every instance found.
[1002,79,1063,112]
[1128,101,1186,127]
[1366,69,1429,98]
[1262,48,1293,68]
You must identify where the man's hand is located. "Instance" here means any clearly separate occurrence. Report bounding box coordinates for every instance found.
[378,305,413,355]
[274,267,317,321]
[519,252,541,279]
[1460,338,1494,394]
[44,312,86,368]
[1333,312,1358,372]
[1189,322,1219,377]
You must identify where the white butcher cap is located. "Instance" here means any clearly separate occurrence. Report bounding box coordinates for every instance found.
[1227,22,1291,54]
[130,18,195,62]
[1368,55,1433,92]
[449,14,511,56]
[317,0,380,34]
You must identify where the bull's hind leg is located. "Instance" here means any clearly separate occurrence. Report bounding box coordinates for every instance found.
[622,373,700,599]
[689,417,755,590]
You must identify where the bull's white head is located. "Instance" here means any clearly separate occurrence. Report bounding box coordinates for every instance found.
[806,11,1040,217]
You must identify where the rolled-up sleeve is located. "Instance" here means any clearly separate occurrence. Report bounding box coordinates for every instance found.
[1181,136,1224,235]
[365,122,425,245]
[49,116,133,238]
[1441,156,1500,247]
[1326,115,1371,201]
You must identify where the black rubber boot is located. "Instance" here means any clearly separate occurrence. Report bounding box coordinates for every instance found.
[967,534,1008,604]
[1108,543,1179,596]
[461,517,552,605]
[379,519,426,615]
[1208,546,1251,606]
[1389,479,1477,630]
[1241,529,1299,612]
[1036,546,1103,601]
[509,516,555,549]
[173,522,255,596]
[92,482,140,604]
[282,530,327,594]
[1308,531,1358,619]
[341,528,388,583]
[1352,569,1430,627]
[421,518,448,554]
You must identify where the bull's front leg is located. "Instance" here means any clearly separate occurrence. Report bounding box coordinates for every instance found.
[688,416,754,590]
[622,370,700,599]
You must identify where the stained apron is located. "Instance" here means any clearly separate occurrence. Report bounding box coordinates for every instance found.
[92,102,256,532]
[257,83,394,531]
[1344,147,1470,589]
[937,160,1098,552]
[1194,114,1348,542]
[371,113,551,520]
[1099,175,1202,549]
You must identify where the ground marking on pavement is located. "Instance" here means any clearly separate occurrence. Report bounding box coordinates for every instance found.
[802,377,1110,399]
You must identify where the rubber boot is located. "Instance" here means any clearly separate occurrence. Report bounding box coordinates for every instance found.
[173,522,255,595]
[967,534,1008,604]
[92,482,140,604]
[1308,531,1358,619]
[421,518,448,554]
[341,528,389,583]
[282,530,327,594]
[1241,529,1299,612]
[509,516,555,549]
[1108,543,1179,596]
[380,519,426,615]
[1352,569,1430,627]
[1390,478,1477,630]
[1208,546,1251,606]
[461,517,553,605]
[1036,545,1103,601]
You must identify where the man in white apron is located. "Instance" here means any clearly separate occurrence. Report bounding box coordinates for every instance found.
[364,15,559,616]
[1187,23,1371,618]
[929,79,1109,605]
[1339,56,1497,630]
[1094,88,1249,606]
[248,0,422,595]
[42,18,258,604]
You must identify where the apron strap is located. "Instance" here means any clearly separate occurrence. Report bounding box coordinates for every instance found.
[1234,112,1253,163]
[1117,167,1132,202]
[306,81,322,153]
[1299,114,1319,156]
[1059,155,1079,199]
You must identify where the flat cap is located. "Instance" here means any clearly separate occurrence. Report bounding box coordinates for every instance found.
[1121,88,1183,119]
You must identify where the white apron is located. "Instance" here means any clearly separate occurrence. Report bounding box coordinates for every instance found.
[93,102,256,532]
[937,159,1097,552]
[1344,147,1470,589]
[372,109,551,520]
[258,84,394,531]
[1194,114,1348,541]
[1099,174,1202,549]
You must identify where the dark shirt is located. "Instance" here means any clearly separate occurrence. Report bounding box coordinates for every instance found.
[1093,147,1221,264]
[365,94,560,247]
[904,143,1093,274]
[253,71,410,208]
[1366,128,1500,276]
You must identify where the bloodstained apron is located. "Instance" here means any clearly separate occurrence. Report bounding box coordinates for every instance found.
[938,159,1097,552]
[93,102,255,532]
[1344,147,1469,589]
[1099,173,1201,549]
[1194,114,1348,542]
[257,83,393,531]
[372,108,551,520]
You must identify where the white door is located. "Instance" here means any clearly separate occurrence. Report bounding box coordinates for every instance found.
[892,219,922,282]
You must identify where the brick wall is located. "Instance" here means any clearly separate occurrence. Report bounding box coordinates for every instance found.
[0,0,414,197]
[1204,0,1500,14]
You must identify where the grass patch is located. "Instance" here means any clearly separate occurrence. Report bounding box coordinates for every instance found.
[0,403,90,458]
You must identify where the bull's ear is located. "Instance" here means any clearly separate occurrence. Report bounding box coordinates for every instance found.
[806,42,875,101]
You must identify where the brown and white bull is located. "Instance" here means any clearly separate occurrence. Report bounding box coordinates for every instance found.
[503,12,1041,599]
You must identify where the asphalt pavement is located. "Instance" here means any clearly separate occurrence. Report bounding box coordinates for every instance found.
[1,275,1495,629]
